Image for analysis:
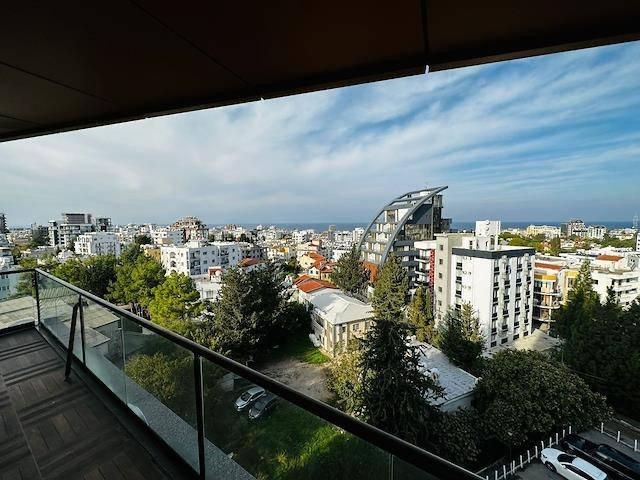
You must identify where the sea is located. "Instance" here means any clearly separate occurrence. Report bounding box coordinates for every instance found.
[227,221,635,232]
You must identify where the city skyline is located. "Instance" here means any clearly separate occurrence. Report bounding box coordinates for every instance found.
[2,42,640,225]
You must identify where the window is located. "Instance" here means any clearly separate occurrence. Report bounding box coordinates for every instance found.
[353,323,360,332]
[501,338,508,344]
[439,259,443,265]
[438,272,443,279]
[438,286,442,293]
[437,300,442,306]
[490,341,497,348]
[439,245,443,251]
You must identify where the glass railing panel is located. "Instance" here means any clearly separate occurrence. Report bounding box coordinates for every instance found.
[392,456,442,480]
[121,318,199,472]
[81,297,127,401]
[201,358,392,480]
[0,270,36,331]
[37,272,83,359]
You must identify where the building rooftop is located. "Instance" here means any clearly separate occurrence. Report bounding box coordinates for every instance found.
[307,290,373,325]
[535,262,564,271]
[596,254,624,262]
[487,329,561,357]
[413,342,478,409]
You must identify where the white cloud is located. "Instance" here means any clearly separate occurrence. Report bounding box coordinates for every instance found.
[1,42,640,226]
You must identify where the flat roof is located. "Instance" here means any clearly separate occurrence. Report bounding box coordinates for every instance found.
[2,2,640,142]
[307,289,373,325]
[414,342,478,406]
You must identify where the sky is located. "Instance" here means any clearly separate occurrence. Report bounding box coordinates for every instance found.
[2,41,640,227]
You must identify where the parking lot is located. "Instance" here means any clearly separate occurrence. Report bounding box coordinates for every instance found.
[504,429,639,480]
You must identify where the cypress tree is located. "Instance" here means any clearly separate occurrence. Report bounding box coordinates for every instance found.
[407,287,436,343]
[330,244,369,295]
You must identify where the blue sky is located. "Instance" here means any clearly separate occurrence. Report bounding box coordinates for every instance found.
[2,41,640,226]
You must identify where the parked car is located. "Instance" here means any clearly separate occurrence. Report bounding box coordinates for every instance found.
[541,447,608,480]
[235,386,265,411]
[561,434,640,480]
[248,393,277,420]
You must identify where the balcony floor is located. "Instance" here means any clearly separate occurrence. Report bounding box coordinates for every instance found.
[0,328,190,480]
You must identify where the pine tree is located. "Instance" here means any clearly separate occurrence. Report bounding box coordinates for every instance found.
[147,272,202,336]
[407,287,435,343]
[436,304,484,374]
[554,260,598,338]
[359,318,442,444]
[358,256,441,444]
[371,254,408,321]
[330,244,369,295]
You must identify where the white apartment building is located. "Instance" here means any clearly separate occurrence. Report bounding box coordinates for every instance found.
[352,227,365,244]
[74,232,122,257]
[435,221,535,351]
[150,228,184,246]
[292,230,313,244]
[239,242,265,260]
[161,240,242,277]
[526,225,561,238]
[414,240,437,291]
[591,254,639,307]
[587,225,607,240]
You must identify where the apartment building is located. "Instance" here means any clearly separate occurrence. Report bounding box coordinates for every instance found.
[171,216,208,241]
[239,242,265,260]
[74,232,121,257]
[359,186,451,288]
[414,240,437,291]
[161,240,241,277]
[150,227,185,246]
[48,212,96,250]
[591,255,639,307]
[533,260,564,331]
[435,221,535,351]
[587,225,607,240]
[433,233,467,322]
[0,213,6,234]
[526,225,561,238]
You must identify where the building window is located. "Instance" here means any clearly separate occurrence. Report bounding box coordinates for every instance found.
[353,323,360,332]
[438,259,443,265]
[438,272,442,279]
[437,300,442,306]
[501,338,508,344]
[438,286,442,293]
[490,341,497,348]
[439,245,443,251]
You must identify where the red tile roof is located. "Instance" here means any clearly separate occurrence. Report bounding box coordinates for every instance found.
[294,274,311,285]
[535,262,563,271]
[239,258,263,267]
[596,255,623,262]
[307,252,326,262]
[297,279,337,294]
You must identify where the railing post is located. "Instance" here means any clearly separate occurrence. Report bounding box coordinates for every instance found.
[64,302,80,381]
[634,439,638,452]
[194,354,206,480]
[601,422,604,433]
[78,295,86,365]
[33,270,41,324]
[617,431,621,443]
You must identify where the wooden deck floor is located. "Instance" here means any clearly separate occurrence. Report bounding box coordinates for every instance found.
[0,328,190,480]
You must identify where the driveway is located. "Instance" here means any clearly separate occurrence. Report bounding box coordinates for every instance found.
[259,357,332,402]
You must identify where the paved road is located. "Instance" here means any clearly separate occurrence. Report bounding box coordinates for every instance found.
[515,462,561,480]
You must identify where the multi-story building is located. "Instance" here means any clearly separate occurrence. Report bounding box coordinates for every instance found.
[239,242,265,260]
[75,232,122,257]
[94,217,112,232]
[526,225,561,238]
[161,240,241,277]
[587,225,607,240]
[0,213,7,234]
[301,288,374,357]
[591,254,639,307]
[414,240,436,291]
[435,222,535,351]
[359,186,451,288]
[565,219,587,238]
[433,233,467,322]
[150,227,185,246]
[48,213,96,250]
[352,227,365,244]
[171,216,208,241]
[532,260,564,331]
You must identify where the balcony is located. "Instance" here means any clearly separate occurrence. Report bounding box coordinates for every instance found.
[0,269,480,480]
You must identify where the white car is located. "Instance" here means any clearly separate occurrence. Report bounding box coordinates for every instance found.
[541,448,608,480]
[234,386,265,411]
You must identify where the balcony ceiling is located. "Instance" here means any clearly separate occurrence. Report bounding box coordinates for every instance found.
[1,1,640,142]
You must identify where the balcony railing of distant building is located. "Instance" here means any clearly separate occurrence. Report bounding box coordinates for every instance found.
[0,269,482,480]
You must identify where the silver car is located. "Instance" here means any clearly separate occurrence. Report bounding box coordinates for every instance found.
[235,386,265,411]
[541,448,608,480]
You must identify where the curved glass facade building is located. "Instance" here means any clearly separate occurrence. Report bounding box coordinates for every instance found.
[358,186,451,285]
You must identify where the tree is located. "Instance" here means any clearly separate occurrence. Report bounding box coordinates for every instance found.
[148,272,202,336]
[52,255,117,298]
[125,352,193,418]
[281,256,301,276]
[430,409,481,468]
[358,257,442,444]
[29,228,49,248]
[554,260,598,338]
[407,287,435,343]
[435,304,484,374]
[109,253,165,307]
[359,316,442,444]
[326,341,363,415]
[330,244,369,295]
[548,236,561,256]
[474,350,610,447]
[371,254,408,321]
[134,234,153,245]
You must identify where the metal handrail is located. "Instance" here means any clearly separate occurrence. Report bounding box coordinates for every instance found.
[31,268,482,480]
